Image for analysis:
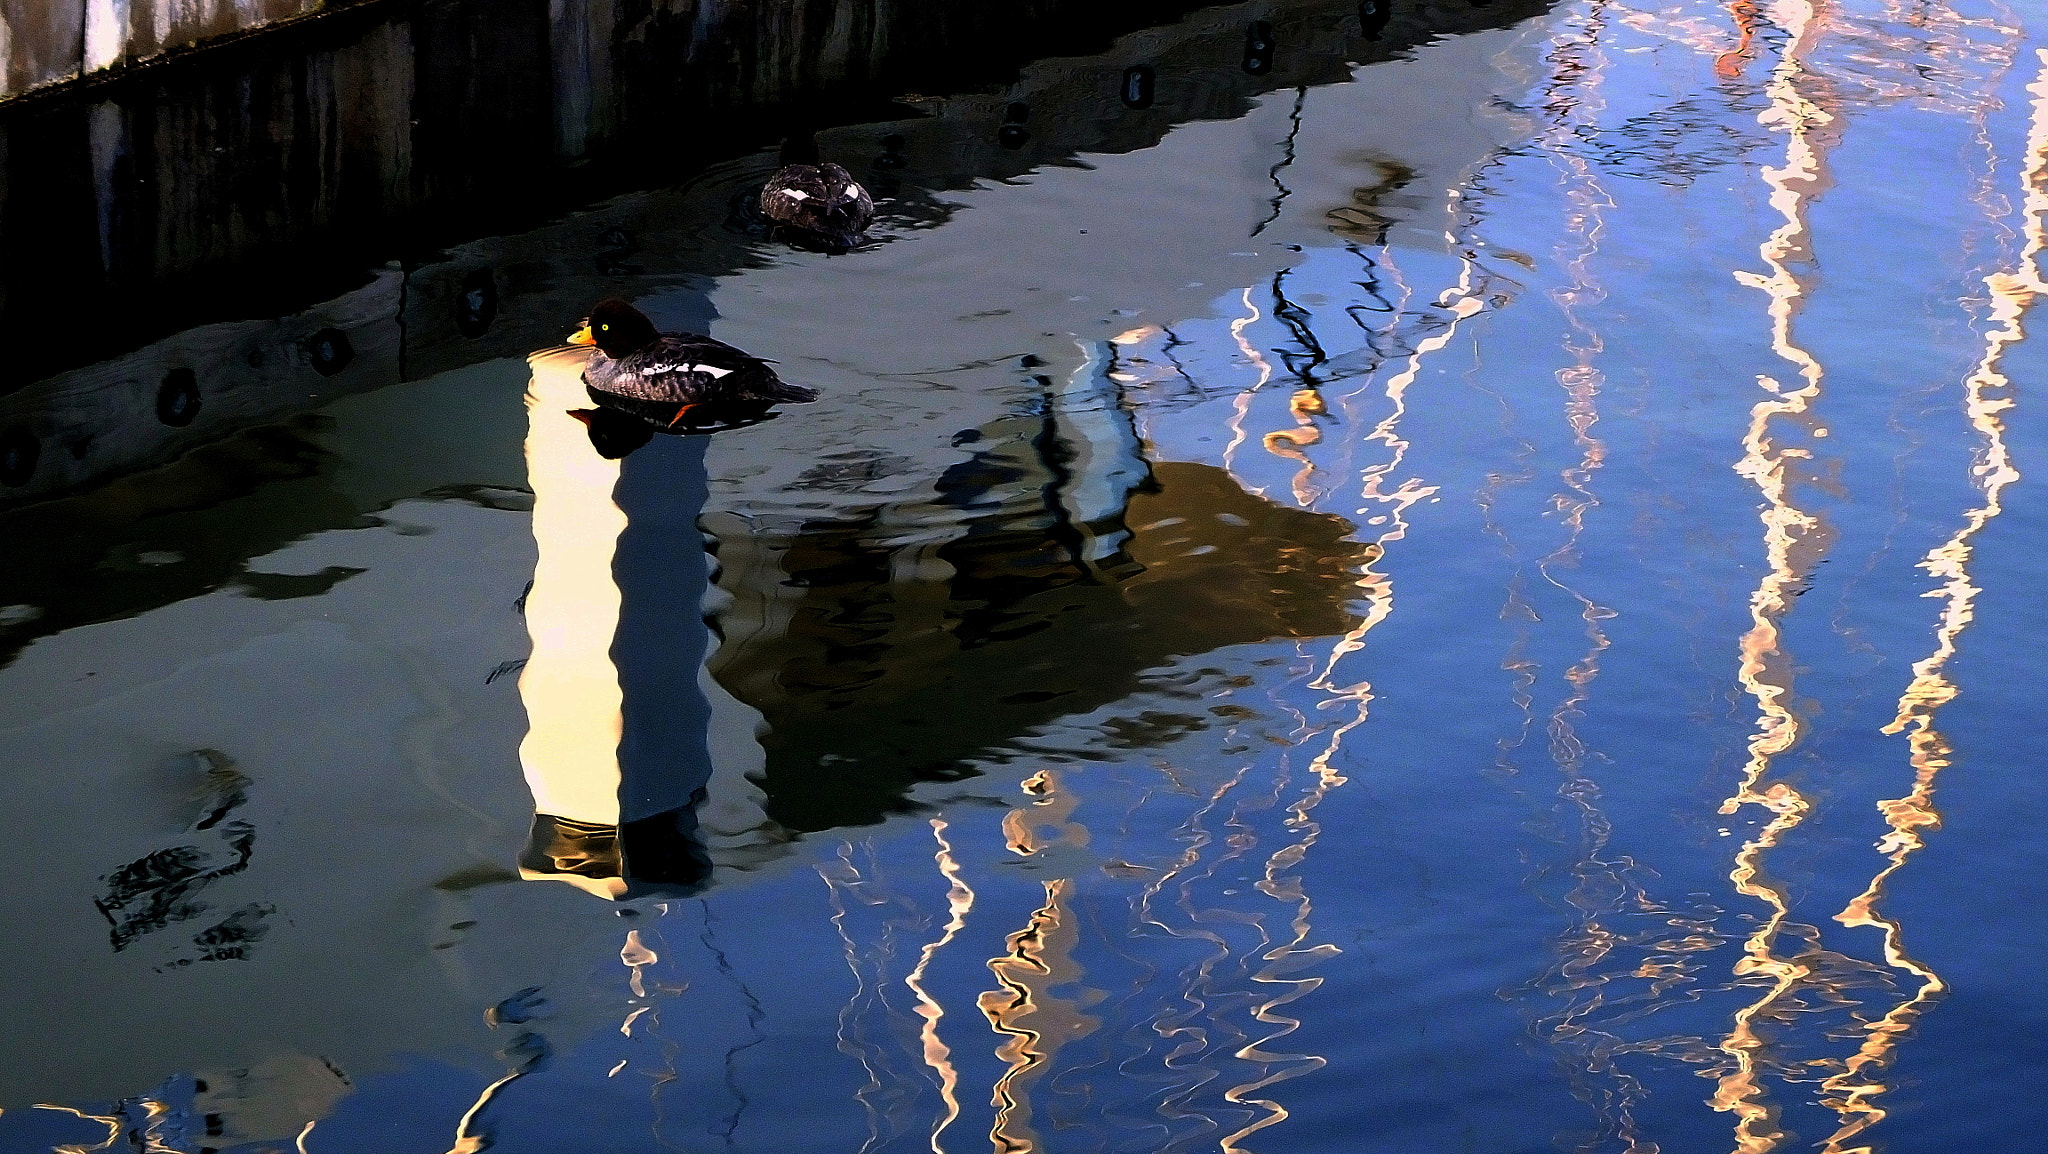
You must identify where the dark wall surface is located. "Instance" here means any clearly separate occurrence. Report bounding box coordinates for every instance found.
[1,0,1544,393]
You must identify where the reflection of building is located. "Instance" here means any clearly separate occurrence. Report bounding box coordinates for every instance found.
[0,4,1565,1138]
[516,345,774,898]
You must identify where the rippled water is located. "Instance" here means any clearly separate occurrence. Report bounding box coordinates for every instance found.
[4,0,2048,1150]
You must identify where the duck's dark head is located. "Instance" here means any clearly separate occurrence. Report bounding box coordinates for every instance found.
[569,299,660,358]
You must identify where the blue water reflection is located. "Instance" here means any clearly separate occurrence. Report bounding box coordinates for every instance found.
[4,0,2048,1151]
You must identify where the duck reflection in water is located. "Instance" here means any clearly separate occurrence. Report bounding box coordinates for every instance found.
[567,398,784,460]
[518,339,791,900]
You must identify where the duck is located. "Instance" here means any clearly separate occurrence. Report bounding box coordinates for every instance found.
[569,299,817,428]
[760,134,875,246]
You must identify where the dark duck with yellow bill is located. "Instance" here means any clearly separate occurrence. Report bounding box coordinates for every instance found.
[570,299,817,427]
[760,135,875,246]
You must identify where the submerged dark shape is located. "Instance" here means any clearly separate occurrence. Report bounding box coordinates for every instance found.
[567,406,657,459]
[519,814,711,900]
[570,299,817,429]
[999,100,1033,149]
[760,135,876,249]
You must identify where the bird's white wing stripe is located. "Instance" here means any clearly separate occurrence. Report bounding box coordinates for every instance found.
[642,361,736,379]
[780,188,811,201]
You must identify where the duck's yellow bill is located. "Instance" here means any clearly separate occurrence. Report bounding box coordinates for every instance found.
[568,325,597,346]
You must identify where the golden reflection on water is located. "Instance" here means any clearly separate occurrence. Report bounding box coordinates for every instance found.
[1217,729,1346,1154]
[1179,188,1512,1154]
[978,771,1102,1154]
[1129,749,1262,1149]
[906,818,975,1154]
[445,1067,526,1154]
[1716,0,1769,78]
[1261,388,1330,508]
[1813,46,2048,1154]
[32,1105,120,1154]
[515,345,630,899]
[1712,1,1845,1148]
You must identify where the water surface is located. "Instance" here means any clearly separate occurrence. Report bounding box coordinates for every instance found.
[3,0,2047,1151]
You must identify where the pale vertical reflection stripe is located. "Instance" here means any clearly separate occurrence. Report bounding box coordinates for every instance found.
[1224,286,1276,486]
[820,847,894,1154]
[1519,2,1644,1148]
[1218,725,1344,1154]
[1815,47,2048,1154]
[1132,756,1257,1143]
[1312,256,1477,692]
[1712,1,1843,1149]
[1263,186,1506,1154]
[1327,247,1417,494]
[135,1099,179,1153]
[517,345,628,829]
[905,817,975,1154]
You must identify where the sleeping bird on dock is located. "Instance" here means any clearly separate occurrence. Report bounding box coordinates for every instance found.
[569,299,817,428]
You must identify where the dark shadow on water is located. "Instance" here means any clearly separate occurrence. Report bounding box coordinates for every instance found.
[713,460,1364,833]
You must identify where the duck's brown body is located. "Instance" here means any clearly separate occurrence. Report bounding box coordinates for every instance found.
[571,300,816,425]
[760,162,875,243]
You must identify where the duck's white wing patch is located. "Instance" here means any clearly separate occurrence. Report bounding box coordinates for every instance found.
[779,188,811,202]
[644,360,736,379]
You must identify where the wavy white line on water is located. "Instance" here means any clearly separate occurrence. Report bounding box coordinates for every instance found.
[904,818,975,1154]
[1711,1,1846,1149]
[1225,286,1278,489]
[1508,4,1674,1150]
[1815,45,2048,1154]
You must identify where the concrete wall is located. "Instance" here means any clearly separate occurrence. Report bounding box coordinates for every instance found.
[1,0,342,98]
[4,0,1281,388]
